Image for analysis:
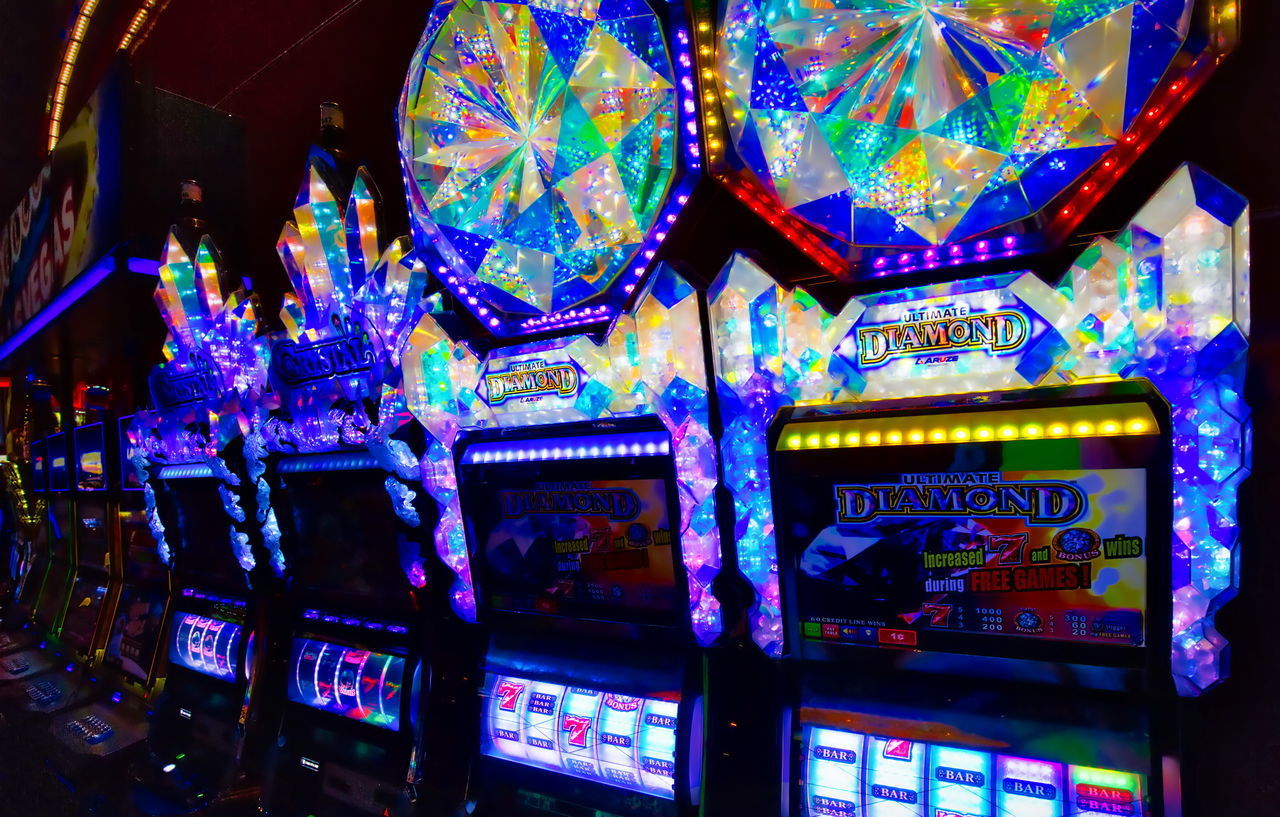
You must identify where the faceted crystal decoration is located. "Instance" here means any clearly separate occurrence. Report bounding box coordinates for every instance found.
[716,0,1195,246]
[399,0,678,318]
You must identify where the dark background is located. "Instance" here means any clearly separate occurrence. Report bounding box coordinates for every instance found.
[0,0,1276,814]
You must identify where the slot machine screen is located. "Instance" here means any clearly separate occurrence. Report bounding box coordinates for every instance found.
[74,423,107,491]
[30,440,46,492]
[48,498,73,560]
[15,552,48,617]
[47,433,70,491]
[159,477,245,585]
[287,638,406,730]
[118,415,142,490]
[167,611,243,681]
[105,584,168,682]
[774,400,1162,661]
[459,431,682,626]
[481,673,680,800]
[76,494,110,569]
[61,577,109,655]
[278,465,416,599]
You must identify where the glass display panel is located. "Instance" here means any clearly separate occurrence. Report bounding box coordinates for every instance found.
[119,415,142,490]
[74,423,106,491]
[287,638,406,731]
[48,497,73,561]
[30,440,46,493]
[461,451,682,625]
[61,577,109,655]
[279,468,415,598]
[35,563,71,631]
[481,673,680,800]
[159,477,244,585]
[47,433,69,491]
[167,611,242,681]
[119,505,167,585]
[76,494,110,568]
[801,725,1145,817]
[105,584,168,682]
[774,419,1157,657]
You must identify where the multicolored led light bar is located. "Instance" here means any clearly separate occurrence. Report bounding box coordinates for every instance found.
[482,673,681,800]
[779,404,1159,451]
[462,431,672,465]
[710,164,1249,695]
[287,638,406,732]
[804,725,1145,817]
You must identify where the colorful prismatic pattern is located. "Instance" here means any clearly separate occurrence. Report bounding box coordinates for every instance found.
[399,0,695,332]
[715,0,1199,246]
[404,264,723,643]
[263,154,434,586]
[133,231,269,570]
[709,164,1249,694]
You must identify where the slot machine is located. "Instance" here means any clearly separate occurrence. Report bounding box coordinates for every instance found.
[0,432,78,685]
[1,438,49,648]
[255,126,445,817]
[1,421,122,719]
[693,1,1248,814]
[122,220,277,814]
[393,0,725,810]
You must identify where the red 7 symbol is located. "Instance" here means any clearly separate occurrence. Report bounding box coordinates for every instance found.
[496,680,525,712]
[563,714,592,747]
[920,603,953,627]
[991,533,1029,566]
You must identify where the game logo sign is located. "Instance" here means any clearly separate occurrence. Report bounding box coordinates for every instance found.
[792,469,1147,651]
[480,351,582,411]
[30,439,46,492]
[473,478,676,622]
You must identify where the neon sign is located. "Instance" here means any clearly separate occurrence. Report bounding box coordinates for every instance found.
[483,358,580,406]
[856,307,1028,366]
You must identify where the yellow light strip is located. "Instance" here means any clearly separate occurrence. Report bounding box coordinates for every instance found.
[118,0,163,53]
[47,0,102,152]
[779,403,1159,452]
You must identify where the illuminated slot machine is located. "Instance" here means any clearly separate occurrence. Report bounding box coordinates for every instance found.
[0,432,79,685]
[693,2,1247,814]
[2,422,123,718]
[393,0,722,809]
[118,217,278,813]
[255,125,444,817]
[2,438,50,647]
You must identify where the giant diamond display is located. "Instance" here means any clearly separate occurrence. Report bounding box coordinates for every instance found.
[717,0,1195,247]
[399,0,679,319]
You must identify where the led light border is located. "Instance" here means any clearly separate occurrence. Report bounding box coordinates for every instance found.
[46,0,101,152]
[402,0,704,339]
[462,431,671,464]
[693,0,1240,278]
[779,404,1158,451]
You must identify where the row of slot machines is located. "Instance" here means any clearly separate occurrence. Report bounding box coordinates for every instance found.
[0,126,1247,817]
[0,381,1173,817]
